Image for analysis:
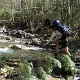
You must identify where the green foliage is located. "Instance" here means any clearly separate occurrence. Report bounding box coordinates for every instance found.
[43,56,61,74]
[1,65,15,75]
[14,13,23,22]
[17,59,33,80]
[0,55,8,68]
[58,54,77,75]
[0,10,11,20]
[37,67,47,80]
[1,0,79,33]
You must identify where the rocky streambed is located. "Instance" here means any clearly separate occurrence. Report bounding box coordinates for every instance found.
[0,31,80,80]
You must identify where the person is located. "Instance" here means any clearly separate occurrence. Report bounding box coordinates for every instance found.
[43,20,71,57]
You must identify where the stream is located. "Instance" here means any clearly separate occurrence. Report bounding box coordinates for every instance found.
[0,31,80,80]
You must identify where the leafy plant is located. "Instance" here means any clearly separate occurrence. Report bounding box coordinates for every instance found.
[37,67,47,80]
[58,54,77,75]
[0,10,11,20]
[0,55,8,68]
[17,59,33,80]
[42,56,61,75]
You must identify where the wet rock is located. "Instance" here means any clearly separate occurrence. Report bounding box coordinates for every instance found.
[6,37,12,40]
[10,45,22,50]
[14,32,22,38]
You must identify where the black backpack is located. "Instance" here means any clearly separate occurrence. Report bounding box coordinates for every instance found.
[53,20,72,37]
[57,24,72,37]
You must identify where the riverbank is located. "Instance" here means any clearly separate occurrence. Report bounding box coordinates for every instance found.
[0,31,80,80]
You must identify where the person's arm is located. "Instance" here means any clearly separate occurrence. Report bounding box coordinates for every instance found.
[44,31,56,46]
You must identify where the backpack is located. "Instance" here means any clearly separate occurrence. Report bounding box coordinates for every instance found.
[59,24,72,37]
[53,20,72,37]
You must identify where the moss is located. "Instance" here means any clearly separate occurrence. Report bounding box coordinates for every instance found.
[17,59,33,79]
[42,56,61,75]
[58,54,77,75]
[37,67,47,80]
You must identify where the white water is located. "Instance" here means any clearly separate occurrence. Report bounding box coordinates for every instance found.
[0,47,9,53]
[0,31,80,80]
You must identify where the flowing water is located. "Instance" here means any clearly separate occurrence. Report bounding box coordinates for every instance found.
[0,32,80,80]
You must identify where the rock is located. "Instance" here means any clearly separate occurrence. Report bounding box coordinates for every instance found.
[10,45,22,49]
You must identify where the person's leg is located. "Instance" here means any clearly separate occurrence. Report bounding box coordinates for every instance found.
[61,39,71,57]
[54,44,62,58]
[55,44,61,53]
[63,47,71,56]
